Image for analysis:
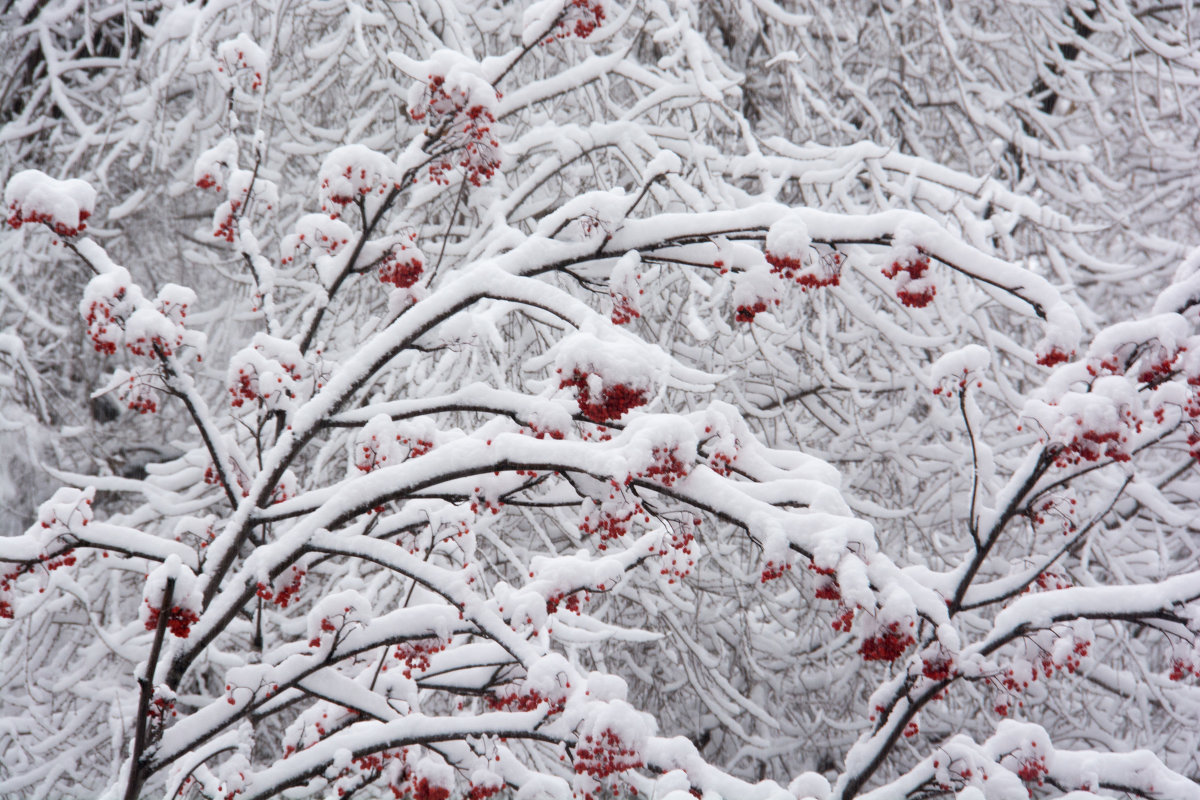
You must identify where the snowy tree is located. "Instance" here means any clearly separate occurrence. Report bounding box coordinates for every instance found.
[3,2,1200,800]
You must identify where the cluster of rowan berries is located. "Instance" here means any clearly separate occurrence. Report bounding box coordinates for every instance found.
[217,47,263,90]
[392,637,448,678]
[859,620,916,662]
[255,567,305,608]
[1036,346,1073,367]
[1015,753,1047,788]
[144,603,200,638]
[321,164,395,210]
[213,204,238,243]
[809,564,841,600]
[545,0,606,42]
[921,653,954,681]
[652,521,696,583]
[558,369,648,422]
[1030,570,1071,592]
[411,776,452,800]
[486,687,567,715]
[147,692,177,721]
[6,204,90,237]
[1039,639,1090,677]
[119,375,159,414]
[1049,426,1129,467]
[574,728,643,779]
[882,252,935,308]
[1030,493,1078,537]
[636,446,689,487]
[411,75,501,188]
[466,780,504,800]
[379,247,425,289]
[546,590,587,614]
[735,298,778,323]
[308,616,339,647]
[84,288,127,355]
[579,505,636,549]
[1169,658,1200,681]
[611,292,640,325]
[760,559,792,583]
[766,249,841,290]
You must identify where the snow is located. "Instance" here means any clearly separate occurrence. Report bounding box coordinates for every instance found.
[4,169,96,236]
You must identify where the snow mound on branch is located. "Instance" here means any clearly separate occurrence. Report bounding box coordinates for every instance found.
[193,137,240,191]
[5,170,96,237]
[216,33,267,92]
[318,144,400,213]
[139,555,204,639]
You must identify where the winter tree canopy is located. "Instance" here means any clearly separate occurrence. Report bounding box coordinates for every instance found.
[3,1,1200,800]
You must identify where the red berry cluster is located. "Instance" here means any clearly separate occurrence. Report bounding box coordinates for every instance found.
[882,252,935,308]
[349,747,405,773]
[921,653,954,681]
[0,547,83,618]
[1137,349,1181,386]
[411,777,451,800]
[196,173,221,191]
[574,728,643,779]
[1030,494,1078,537]
[37,494,92,532]
[393,636,447,678]
[1015,754,1047,788]
[1031,570,1071,592]
[1169,657,1200,681]
[760,559,792,583]
[355,434,388,473]
[810,575,839,601]
[218,49,263,90]
[6,203,90,237]
[120,374,159,414]
[579,505,635,550]
[255,567,305,608]
[859,621,916,662]
[486,687,567,715]
[322,164,396,210]
[1050,426,1130,467]
[636,445,689,487]
[766,249,841,290]
[229,367,258,407]
[229,361,302,408]
[467,782,504,800]
[558,369,648,422]
[546,0,606,42]
[85,288,127,355]
[546,590,587,614]
[831,605,855,632]
[701,425,738,475]
[308,615,339,647]
[611,292,640,325]
[213,205,237,243]
[411,75,501,187]
[469,488,503,516]
[735,299,776,323]
[653,521,696,583]
[809,564,841,599]
[902,720,920,738]
[0,564,22,619]
[379,244,424,288]
[1039,639,1090,677]
[404,436,434,458]
[147,693,177,721]
[1036,346,1073,367]
[144,603,200,638]
[523,423,565,440]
